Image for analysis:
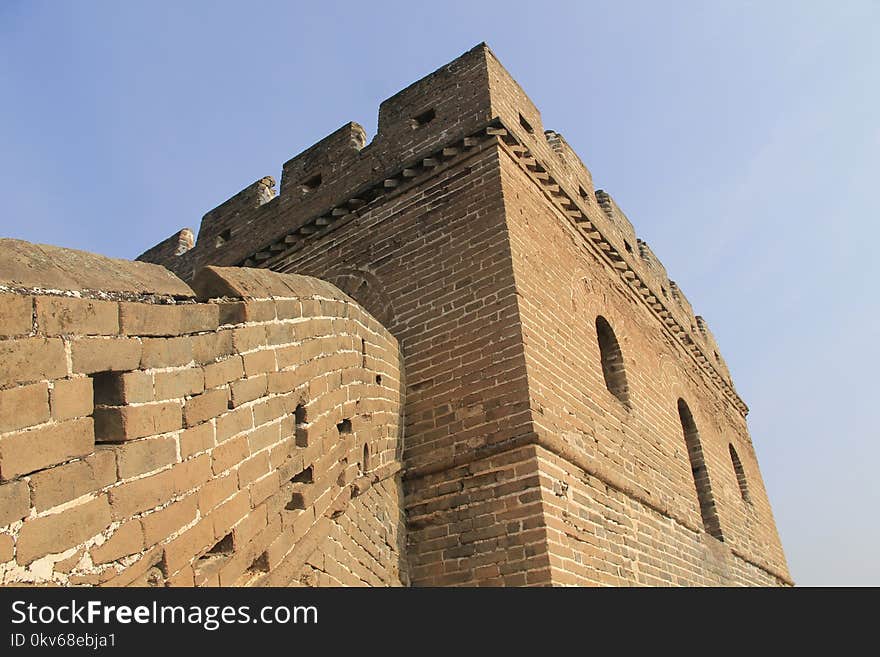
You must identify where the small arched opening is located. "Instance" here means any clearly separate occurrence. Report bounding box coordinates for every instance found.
[595,316,630,407]
[678,399,723,540]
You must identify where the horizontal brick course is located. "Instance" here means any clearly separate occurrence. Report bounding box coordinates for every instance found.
[71,337,142,374]
[0,337,66,387]
[17,496,111,565]
[29,451,117,511]
[154,368,204,400]
[91,521,144,565]
[0,480,30,527]
[35,297,118,336]
[183,388,228,427]
[0,382,49,433]
[116,436,178,478]
[0,294,33,337]
[119,303,184,336]
[141,336,193,368]
[0,417,94,481]
[94,402,182,442]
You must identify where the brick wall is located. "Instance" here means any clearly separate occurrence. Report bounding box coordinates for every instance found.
[0,240,406,586]
[272,144,547,585]
[499,143,789,584]
[130,43,791,586]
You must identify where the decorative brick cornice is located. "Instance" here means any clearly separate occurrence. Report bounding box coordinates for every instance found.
[239,131,498,270]
[489,123,750,417]
[239,118,749,418]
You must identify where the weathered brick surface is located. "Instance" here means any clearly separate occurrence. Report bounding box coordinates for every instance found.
[91,521,144,565]
[172,454,212,494]
[0,382,49,433]
[215,407,253,443]
[119,303,184,337]
[0,337,66,387]
[141,336,193,368]
[71,337,142,374]
[36,297,118,336]
[0,534,12,563]
[0,294,33,337]
[192,330,234,364]
[162,520,215,574]
[218,300,277,325]
[116,436,178,478]
[50,377,93,421]
[141,495,198,546]
[179,422,214,459]
[108,469,176,520]
[154,368,204,400]
[0,418,94,481]
[242,349,276,377]
[202,356,243,389]
[184,388,228,427]
[230,375,267,407]
[180,303,220,334]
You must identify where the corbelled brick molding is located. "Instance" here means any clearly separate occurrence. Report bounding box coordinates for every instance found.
[0,240,405,586]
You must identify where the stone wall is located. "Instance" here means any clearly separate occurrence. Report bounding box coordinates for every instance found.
[0,240,406,586]
[110,43,791,585]
[498,139,790,584]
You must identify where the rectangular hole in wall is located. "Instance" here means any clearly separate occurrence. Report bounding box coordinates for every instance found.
[294,403,308,447]
[91,371,127,406]
[519,113,534,134]
[294,404,307,426]
[91,371,138,442]
[203,533,233,558]
[215,228,231,248]
[291,465,313,484]
[336,418,352,435]
[248,552,269,574]
[287,491,307,511]
[301,173,322,192]
[411,108,436,128]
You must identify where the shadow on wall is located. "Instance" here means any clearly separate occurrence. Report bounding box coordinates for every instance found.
[0,239,407,587]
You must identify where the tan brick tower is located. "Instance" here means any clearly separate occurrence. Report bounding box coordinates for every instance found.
[139,43,791,586]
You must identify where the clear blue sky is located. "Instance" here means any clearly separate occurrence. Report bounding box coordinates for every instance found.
[1,1,877,586]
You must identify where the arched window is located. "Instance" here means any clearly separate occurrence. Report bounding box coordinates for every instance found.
[595,316,630,407]
[677,399,723,540]
[729,444,751,503]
